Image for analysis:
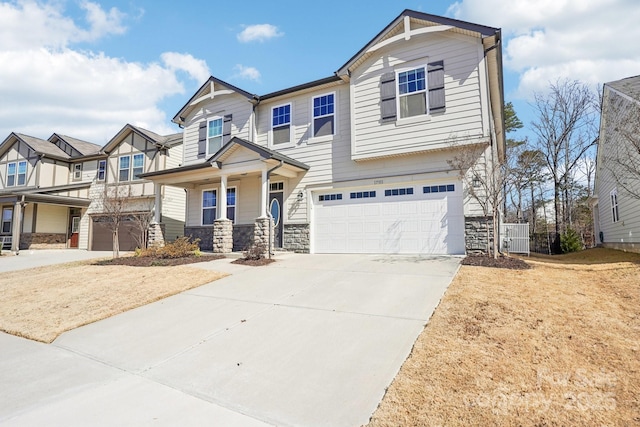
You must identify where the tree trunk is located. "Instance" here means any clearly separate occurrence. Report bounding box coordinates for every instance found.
[553,182,562,254]
[112,230,120,259]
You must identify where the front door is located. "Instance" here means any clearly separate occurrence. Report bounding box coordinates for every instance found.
[269,191,284,248]
[69,208,80,248]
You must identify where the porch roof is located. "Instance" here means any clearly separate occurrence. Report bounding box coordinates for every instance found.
[0,191,91,207]
[139,137,309,187]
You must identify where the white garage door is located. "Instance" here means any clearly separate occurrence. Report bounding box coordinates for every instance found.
[313,183,465,255]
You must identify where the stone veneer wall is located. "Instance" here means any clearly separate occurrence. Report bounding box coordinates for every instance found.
[283,224,310,253]
[233,224,254,251]
[20,233,66,250]
[184,226,214,251]
[212,219,233,253]
[253,218,273,255]
[465,216,494,255]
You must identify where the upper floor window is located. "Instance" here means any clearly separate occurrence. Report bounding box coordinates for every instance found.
[207,117,223,156]
[610,189,620,223]
[73,163,82,181]
[97,160,106,181]
[398,67,427,119]
[272,104,291,145]
[6,161,26,187]
[312,93,335,138]
[118,154,144,182]
[202,189,217,225]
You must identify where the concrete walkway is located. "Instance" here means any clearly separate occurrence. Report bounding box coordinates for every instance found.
[0,253,461,426]
[0,249,116,273]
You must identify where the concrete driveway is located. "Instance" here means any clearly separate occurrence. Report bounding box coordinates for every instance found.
[0,253,460,427]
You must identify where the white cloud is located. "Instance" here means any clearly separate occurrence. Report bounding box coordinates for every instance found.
[233,64,261,82]
[449,0,640,99]
[0,1,210,143]
[237,24,283,43]
[161,52,211,83]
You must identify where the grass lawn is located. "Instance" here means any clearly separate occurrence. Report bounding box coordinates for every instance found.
[0,259,227,343]
[367,248,640,426]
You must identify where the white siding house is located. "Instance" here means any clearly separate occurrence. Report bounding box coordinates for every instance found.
[594,75,640,253]
[142,10,505,255]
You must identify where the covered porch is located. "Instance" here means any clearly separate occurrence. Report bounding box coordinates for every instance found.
[140,137,309,253]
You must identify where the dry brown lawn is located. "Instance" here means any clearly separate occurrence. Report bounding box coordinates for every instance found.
[367,248,640,427]
[0,260,227,343]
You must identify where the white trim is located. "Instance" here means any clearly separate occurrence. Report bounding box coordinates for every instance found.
[97,159,106,181]
[270,102,293,148]
[226,185,237,224]
[310,91,337,143]
[365,18,453,53]
[6,161,16,187]
[201,188,217,226]
[118,155,130,182]
[73,163,82,181]
[132,153,144,181]
[395,63,428,120]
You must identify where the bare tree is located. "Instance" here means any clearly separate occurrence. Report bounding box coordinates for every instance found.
[601,89,640,199]
[448,143,508,259]
[531,79,598,253]
[99,183,131,258]
[130,199,155,250]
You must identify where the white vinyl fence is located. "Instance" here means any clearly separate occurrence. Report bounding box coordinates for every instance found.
[500,223,530,255]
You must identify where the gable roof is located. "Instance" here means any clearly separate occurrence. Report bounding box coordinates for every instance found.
[50,134,102,157]
[606,75,640,101]
[209,137,309,171]
[0,132,70,161]
[102,124,183,153]
[173,77,259,126]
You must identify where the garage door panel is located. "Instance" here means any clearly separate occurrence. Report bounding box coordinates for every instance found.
[314,183,465,255]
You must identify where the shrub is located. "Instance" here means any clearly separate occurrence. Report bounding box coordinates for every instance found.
[561,228,583,254]
[137,236,201,259]
[243,241,267,260]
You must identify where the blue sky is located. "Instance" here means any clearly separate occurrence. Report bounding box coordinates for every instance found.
[0,0,638,144]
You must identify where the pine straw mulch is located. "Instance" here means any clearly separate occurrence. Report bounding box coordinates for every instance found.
[462,255,531,269]
[0,260,227,343]
[231,257,277,266]
[96,254,225,267]
[367,248,640,426]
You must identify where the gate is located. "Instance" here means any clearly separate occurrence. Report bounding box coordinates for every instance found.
[500,223,530,255]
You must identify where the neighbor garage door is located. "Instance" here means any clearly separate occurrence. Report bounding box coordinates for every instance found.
[312,182,465,255]
[91,216,138,251]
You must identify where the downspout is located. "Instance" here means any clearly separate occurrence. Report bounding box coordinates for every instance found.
[266,160,284,259]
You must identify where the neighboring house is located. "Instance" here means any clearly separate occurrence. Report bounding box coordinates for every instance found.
[142,9,505,255]
[593,75,640,253]
[0,125,185,252]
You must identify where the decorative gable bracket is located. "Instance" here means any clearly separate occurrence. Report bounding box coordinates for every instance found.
[366,16,452,54]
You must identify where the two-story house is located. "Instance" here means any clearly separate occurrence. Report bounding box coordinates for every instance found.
[593,75,640,253]
[0,125,185,252]
[141,10,505,255]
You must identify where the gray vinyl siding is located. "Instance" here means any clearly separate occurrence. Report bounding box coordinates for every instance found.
[182,93,253,166]
[595,87,640,245]
[351,32,487,159]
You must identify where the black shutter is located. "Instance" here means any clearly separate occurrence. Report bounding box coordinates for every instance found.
[222,114,232,144]
[197,121,207,158]
[380,72,397,122]
[428,61,445,113]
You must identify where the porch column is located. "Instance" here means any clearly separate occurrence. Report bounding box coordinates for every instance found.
[11,200,22,253]
[219,175,227,219]
[153,183,162,223]
[259,168,268,218]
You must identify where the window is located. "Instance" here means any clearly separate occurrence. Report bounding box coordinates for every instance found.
[385,187,414,197]
[611,189,620,223]
[73,163,82,181]
[202,190,217,225]
[227,187,236,222]
[97,160,106,181]
[17,161,26,186]
[272,104,291,145]
[207,118,223,155]
[6,162,16,187]
[398,67,427,118]
[319,193,342,201]
[270,182,284,192]
[312,93,335,138]
[423,184,455,194]
[1,207,12,233]
[119,156,130,182]
[350,191,376,199]
[132,154,144,180]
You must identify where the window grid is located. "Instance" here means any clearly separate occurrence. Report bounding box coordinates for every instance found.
[270,182,284,191]
[350,191,376,199]
[132,154,144,180]
[73,164,82,180]
[313,94,334,118]
[384,187,414,197]
[119,156,130,182]
[272,105,291,127]
[423,184,455,194]
[319,193,342,202]
[6,162,16,187]
[17,161,26,186]
[1,207,12,234]
[398,68,426,94]
[207,118,223,155]
[227,187,237,223]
